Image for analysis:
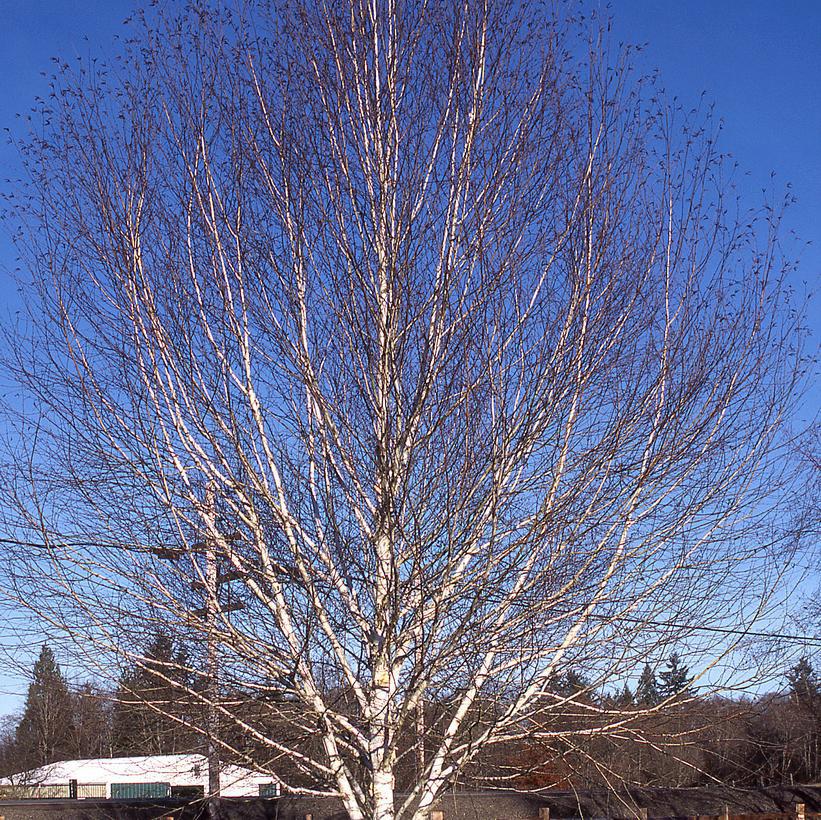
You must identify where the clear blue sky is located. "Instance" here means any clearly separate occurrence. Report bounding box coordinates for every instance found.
[0,1,818,715]
[610,0,821,373]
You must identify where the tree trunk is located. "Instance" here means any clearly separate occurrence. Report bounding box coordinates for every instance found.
[373,768,396,820]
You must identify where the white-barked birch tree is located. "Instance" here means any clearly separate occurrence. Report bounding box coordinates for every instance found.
[0,1,810,817]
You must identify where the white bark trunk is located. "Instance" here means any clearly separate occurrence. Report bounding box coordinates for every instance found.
[373,767,396,820]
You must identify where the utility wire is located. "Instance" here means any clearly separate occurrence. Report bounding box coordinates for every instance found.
[1,535,819,647]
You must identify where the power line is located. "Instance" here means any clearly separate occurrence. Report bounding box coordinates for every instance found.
[574,611,821,648]
[1,535,819,647]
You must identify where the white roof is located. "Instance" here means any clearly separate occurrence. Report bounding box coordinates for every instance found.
[0,754,277,798]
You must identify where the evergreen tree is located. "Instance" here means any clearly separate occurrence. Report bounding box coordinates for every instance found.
[636,663,660,706]
[616,683,634,706]
[562,669,588,696]
[784,657,820,783]
[14,646,74,768]
[71,683,113,760]
[658,652,694,700]
[786,657,819,706]
[111,633,193,755]
[547,669,588,697]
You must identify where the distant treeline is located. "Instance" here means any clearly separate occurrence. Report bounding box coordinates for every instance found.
[1,638,818,790]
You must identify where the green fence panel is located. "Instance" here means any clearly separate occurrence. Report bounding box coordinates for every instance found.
[110,781,171,799]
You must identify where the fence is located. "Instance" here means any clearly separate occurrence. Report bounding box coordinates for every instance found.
[281,804,821,820]
[0,782,106,800]
[683,806,820,820]
[422,808,821,820]
[110,782,170,799]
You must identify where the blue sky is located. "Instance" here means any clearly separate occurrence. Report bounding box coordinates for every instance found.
[610,1,821,384]
[0,1,818,715]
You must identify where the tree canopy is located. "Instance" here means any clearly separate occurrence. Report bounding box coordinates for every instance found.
[0,1,810,817]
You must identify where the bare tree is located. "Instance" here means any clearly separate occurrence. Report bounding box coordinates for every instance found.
[0,1,810,817]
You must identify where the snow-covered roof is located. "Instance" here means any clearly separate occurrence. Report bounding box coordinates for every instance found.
[0,754,277,798]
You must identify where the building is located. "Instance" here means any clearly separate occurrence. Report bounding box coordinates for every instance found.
[0,753,278,799]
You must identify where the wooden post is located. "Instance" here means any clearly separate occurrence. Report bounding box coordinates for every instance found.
[796,804,805,820]
[723,805,729,820]
[539,809,550,820]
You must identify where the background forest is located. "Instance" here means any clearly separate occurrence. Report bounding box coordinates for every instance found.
[2,641,818,791]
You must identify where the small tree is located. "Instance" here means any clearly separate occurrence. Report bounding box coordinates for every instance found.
[616,684,634,707]
[784,656,820,781]
[786,657,819,706]
[0,715,21,778]
[636,664,661,707]
[658,652,694,701]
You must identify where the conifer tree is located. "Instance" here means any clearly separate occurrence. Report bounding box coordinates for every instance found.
[786,657,819,706]
[658,652,694,700]
[547,669,589,697]
[617,684,634,706]
[636,663,660,706]
[14,646,74,769]
[111,633,193,755]
[71,683,113,760]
